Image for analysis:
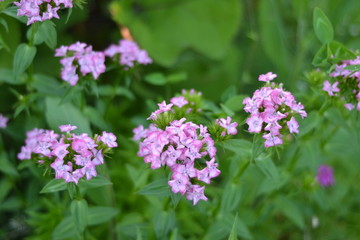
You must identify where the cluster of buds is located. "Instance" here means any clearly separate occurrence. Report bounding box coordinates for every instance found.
[14,0,73,25]
[0,114,8,129]
[323,56,360,111]
[133,90,237,205]
[104,39,152,69]
[18,125,117,184]
[55,42,106,86]
[243,72,307,147]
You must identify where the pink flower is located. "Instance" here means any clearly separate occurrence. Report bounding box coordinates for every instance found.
[322,80,340,96]
[18,125,116,184]
[186,185,208,205]
[344,103,355,111]
[258,72,277,82]
[263,133,283,148]
[14,0,73,25]
[52,143,70,160]
[316,165,335,187]
[104,39,152,68]
[56,42,105,85]
[0,114,8,128]
[287,117,299,134]
[59,124,77,132]
[168,174,189,195]
[134,116,220,205]
[171,96,188,108]
[99,131,118,148]
[216,116,238,135]
[246,115,263,133]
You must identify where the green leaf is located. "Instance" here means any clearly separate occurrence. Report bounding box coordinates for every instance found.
[83,107,109,130]
[45,96,92,134]
[228,214,238,240]
[78,175,113,190]
[0,154,19,177]
[1,6,27,23]
[327,41,357,63]
[71,199,88,233]
[255,155,279,179]
[224,95,247,112]
[0,179,12,204]
[274,196,305,229]
[98,85,135,99]
[166,72,188,83]
[0,18,9,32]
[258,0,289,73]
[137,178,171,197]
[144,72,167,86]
[312,44,328,67]
[40,179,67,193]
[154,210,176,240]
[220,103,235,117]
[298,111,321,137]
[87,207,119,226]
[42,21,57,49]
[0,68,26,85]
[344,64,360,72]
[223,139,252,157]
[13,43,36,79]
[221,183,242,213]
[31,74,64,96]
[111,0,241,66]
[313,7,334,44]
[205,214,252,240]
[53,216,79,240]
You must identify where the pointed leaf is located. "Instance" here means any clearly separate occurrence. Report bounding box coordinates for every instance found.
[71,199,88,233]
[78,175,113,190]
[137,178,171,197]
[40,179,67,193]
[13,43,36,79]
[313,7,334,44]
[53,216,79,240]
[87,207,119,226]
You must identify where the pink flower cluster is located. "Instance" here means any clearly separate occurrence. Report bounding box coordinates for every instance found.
[14,0,73,25]
[215,116,238,136]
[243,73,307,147]
[18,125,117,183]
[104,39,152,69]
[55,42,106,86]
[134,118,219,205]
[323,56,360,111]
[147,90,203,122]
[0,114,8,129]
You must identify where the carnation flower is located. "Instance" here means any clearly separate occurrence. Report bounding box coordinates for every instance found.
[104,39,152,69]
[55,42,106,86]
[18,125,117,184]
[133,90,235,205]
[0,114,8,128]
[316,165,335,187]
[243,73,307,147]
[215,116,238,136]
[324,56,360,111]
[14,0,73,25]
[134,118,218,205]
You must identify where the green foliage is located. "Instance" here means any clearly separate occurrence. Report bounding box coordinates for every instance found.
[313,7,334,44]
[110,0,242,66]
[13,43,36,79]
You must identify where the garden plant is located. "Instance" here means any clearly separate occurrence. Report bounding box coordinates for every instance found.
[0,0,359,239]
